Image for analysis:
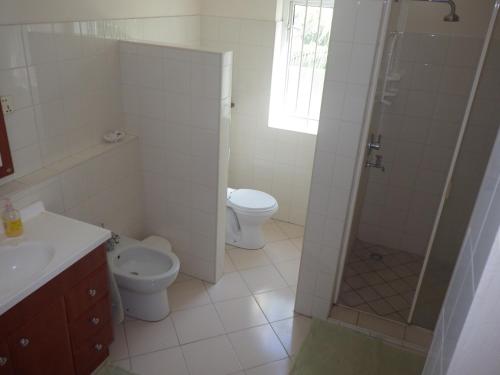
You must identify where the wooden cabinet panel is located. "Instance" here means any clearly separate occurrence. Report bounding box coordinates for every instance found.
[65,264,109,321]
[0,340,13,375]
[8,298,74,375]
[0,245,112,375]
[69,295,112,350]
[0,245,106,338]
[73,323,113,375]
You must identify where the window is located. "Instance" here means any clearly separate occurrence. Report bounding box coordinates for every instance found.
[269,0,334,135]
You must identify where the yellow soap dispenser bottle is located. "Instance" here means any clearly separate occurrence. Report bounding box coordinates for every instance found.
[2,199,23,237]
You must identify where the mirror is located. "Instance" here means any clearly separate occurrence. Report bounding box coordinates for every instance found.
[0,108,14,179]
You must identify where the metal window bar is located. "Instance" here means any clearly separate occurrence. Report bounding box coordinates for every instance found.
[284,0,333,124]
[306,0,325,125]
[294,0,311,112]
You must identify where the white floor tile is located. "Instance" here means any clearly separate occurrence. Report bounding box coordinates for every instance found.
[275,221,305,239]
[224,253,237,273]
[125,317,178,356]
[275,259,301,286]
[271,316,312,356]
[214,296,268,333]
[130,346,189,375]
[109,323,129,361]
[240,265,287,294]
[263,220,289,242]
[227,247,271,270]
[264,240,301,263]
[174,272,194,284]
[182,335,242,375]
[254,288,296,322]
[290,237,303,251]
[204,272,251,302]
[171,304,225,344]
[228,325,287,369]
[168,279,211,311]
[245,358,292,375]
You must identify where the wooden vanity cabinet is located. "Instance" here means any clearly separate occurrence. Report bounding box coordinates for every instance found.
[0,340,13,375]
[0,244,113,375]
[7,298,74,375]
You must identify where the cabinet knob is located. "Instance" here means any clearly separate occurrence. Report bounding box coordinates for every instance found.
[0,357,8,366]
[19,338,30,347]
[90,317,100,325]
[88,289,97,297]
[94,344,103,352]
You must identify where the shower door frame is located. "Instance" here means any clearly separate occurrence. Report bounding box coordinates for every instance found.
[332,0,500,325]
[407,0,500,323]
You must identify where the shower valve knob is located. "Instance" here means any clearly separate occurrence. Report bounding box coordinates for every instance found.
[368,134,382,151]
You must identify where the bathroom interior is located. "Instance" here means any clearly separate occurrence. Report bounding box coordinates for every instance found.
[0,0,500,375]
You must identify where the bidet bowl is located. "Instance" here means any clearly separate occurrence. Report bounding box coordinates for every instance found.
[111,245,180,293]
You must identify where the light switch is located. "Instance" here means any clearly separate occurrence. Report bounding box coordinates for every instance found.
[0,96,14,115]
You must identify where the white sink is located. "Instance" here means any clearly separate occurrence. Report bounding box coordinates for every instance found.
[0,241,55,295]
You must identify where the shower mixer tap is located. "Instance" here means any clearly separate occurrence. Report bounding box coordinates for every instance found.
[367,134,382,152]
[366,155,385,172]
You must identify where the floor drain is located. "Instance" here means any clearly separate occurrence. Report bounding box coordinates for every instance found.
[370,252,383,261]
[130,271,139,275]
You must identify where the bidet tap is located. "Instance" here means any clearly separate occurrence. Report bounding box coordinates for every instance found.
[106,232,120,252]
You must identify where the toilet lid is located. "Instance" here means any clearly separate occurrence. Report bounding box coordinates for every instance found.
[228,189,277,211]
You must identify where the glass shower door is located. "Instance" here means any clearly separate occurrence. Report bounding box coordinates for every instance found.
[412,6,500,330]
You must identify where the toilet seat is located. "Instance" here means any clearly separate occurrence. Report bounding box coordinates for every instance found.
[227,189,278,213]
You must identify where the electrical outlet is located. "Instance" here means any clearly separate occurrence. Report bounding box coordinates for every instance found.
[0,96,14,115]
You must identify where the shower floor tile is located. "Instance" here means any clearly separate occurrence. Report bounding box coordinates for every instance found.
[338,240,424,323]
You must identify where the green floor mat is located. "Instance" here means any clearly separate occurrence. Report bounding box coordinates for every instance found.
[290,320,425,375]
[94,362,137,375]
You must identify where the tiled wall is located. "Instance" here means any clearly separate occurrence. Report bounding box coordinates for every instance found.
[0,137,144,238]
[357,31,483,255]
[0,16,200,184]
[295,0,386,318]
[200,0,281,21]
[200,16,317,226]
[120,41,231,282]
[422,130,500,375]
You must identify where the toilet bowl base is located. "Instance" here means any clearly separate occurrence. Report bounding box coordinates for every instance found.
[226,221,266,249]
[119,288,170,321]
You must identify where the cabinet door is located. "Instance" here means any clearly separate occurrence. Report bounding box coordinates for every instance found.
[8,298,75,375]
[0,340,13,375]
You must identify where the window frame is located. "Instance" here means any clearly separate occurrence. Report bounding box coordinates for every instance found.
[269,0,335,135]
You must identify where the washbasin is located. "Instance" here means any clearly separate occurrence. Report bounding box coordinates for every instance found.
[0,241,55,294]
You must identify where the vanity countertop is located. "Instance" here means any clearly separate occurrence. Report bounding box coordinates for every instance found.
[0,203,111,315]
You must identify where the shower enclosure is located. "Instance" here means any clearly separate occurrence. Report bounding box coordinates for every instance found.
[335,0,500,330]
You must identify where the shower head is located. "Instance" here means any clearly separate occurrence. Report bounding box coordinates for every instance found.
[441,0,460,22]
[395,0,460,22]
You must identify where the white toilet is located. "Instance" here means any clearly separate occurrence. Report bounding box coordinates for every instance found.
[226,188,279,249]
[110,235,180,321]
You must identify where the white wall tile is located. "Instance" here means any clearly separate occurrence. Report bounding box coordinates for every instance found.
[120,41,228,283]
[296,0,386,318]
[0,25,26,69]
[0,68,33,109]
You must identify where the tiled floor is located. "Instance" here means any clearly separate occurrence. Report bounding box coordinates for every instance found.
[108,220,309,375]
[338,240,424,323]
[329,305,433,353]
